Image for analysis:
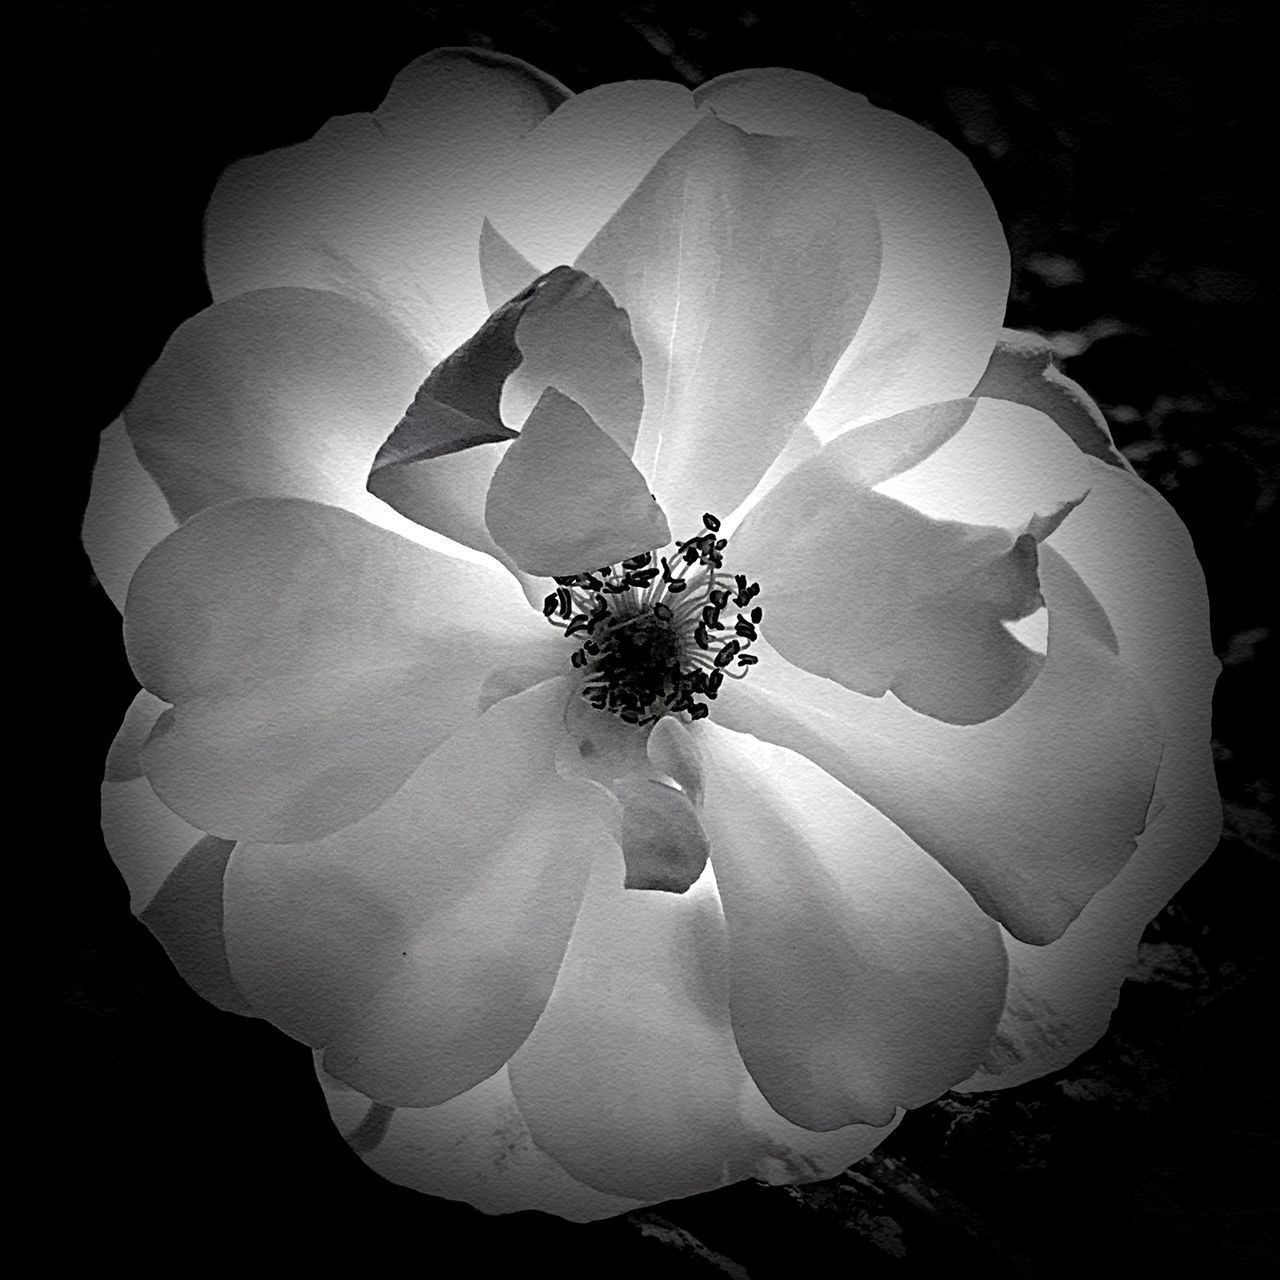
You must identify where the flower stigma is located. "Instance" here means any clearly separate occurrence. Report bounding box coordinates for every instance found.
[543,513,762,727]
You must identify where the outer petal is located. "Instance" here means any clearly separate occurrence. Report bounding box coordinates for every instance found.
[717,545,1163,946]
[698,722,1007,1131]
[206,48,569,356]
[695,68,1009,441]
[971,329,1133,470]
[224,679,614,1108]
[122,287,482,558]
[732,399,1080,724]
[313,1060,644,1222]
[508,852,762,1202]
[139,835,250,1016]
[485,80,699,274]
[82,419,177,612]
[959,459,1220,1089]
[576,111,881,534]
[101,689,206,912]
[509,849,899,1205]
[124,498,549,842]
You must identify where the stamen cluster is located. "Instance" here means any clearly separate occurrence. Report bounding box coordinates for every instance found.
[542,514,762,725]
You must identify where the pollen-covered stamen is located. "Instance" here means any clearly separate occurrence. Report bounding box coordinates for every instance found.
[542,512,763,724]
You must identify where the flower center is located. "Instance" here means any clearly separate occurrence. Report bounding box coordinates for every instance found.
[542,513,762,726]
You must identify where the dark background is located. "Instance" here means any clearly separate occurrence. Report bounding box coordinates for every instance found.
[46,2,1274,1274]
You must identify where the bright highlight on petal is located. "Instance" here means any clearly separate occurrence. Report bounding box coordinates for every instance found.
[695,67,1009,441]
[577,109,881,533]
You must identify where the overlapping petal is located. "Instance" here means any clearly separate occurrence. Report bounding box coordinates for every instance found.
[225,679,615,1107]
[83,420,177,613]
[959,458,1220,1088]
[695,68,1009,441]
[124,497,550,842]
[313,1059,644,1221]
[732,398,1085,723]
[971,329,1133,470]
[576,110,881,534]
[485,80,699,273]
[698,723,1008,1130]
[507,853,765,1201]
[123,288,434,526]
[101,689,206,912]
[370,266,647,566]
[206,48,570,356]
[718,542,1162,945]
[139,835,250,1016]
[485,387,670,576]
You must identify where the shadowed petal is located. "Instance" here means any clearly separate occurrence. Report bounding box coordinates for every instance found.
[698,723,1007,1130]
[369,266,644,562]
[718,546,1162,945]
[485,387,670,576]
[960,459,1219,1088]
[206,48,569,356]
[224,679,615,1107]
[125,498,542,842]
[314,1060,644,1221]
[83,420,177,612]
[577,110,881,535]
[695,67,1008,441]
[102,690,206,912]
[140,835,250,1016]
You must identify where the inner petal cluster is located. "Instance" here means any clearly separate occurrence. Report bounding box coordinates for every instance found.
[543,514,762,725]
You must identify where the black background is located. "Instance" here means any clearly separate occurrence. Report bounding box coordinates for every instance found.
[46,2,1274,1274]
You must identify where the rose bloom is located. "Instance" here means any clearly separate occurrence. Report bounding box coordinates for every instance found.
[85,49,1220,1220]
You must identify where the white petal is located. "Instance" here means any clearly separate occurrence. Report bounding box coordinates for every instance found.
[694,68,1009,441]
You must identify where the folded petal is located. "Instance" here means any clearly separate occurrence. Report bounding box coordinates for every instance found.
[698,722,1007,1130]
[83,420,177,612]
[224,678,613,1107]
[971,329,1133,470]
[124,497,547,841]
[313,1060,644,1221]
[101,689,206,912]
[695,68,1008,440]
[576,110,881,535]
[485,387,670,576]
[960,460,1219,1088]
[368,266,645,562]
[206,48,569,356]
[732,399,1087,723]
[613,778,710,894]
[717,544,1163,945]
[485,79,699,273]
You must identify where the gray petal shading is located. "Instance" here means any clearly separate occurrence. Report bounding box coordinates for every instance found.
[140,835,252,1016]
